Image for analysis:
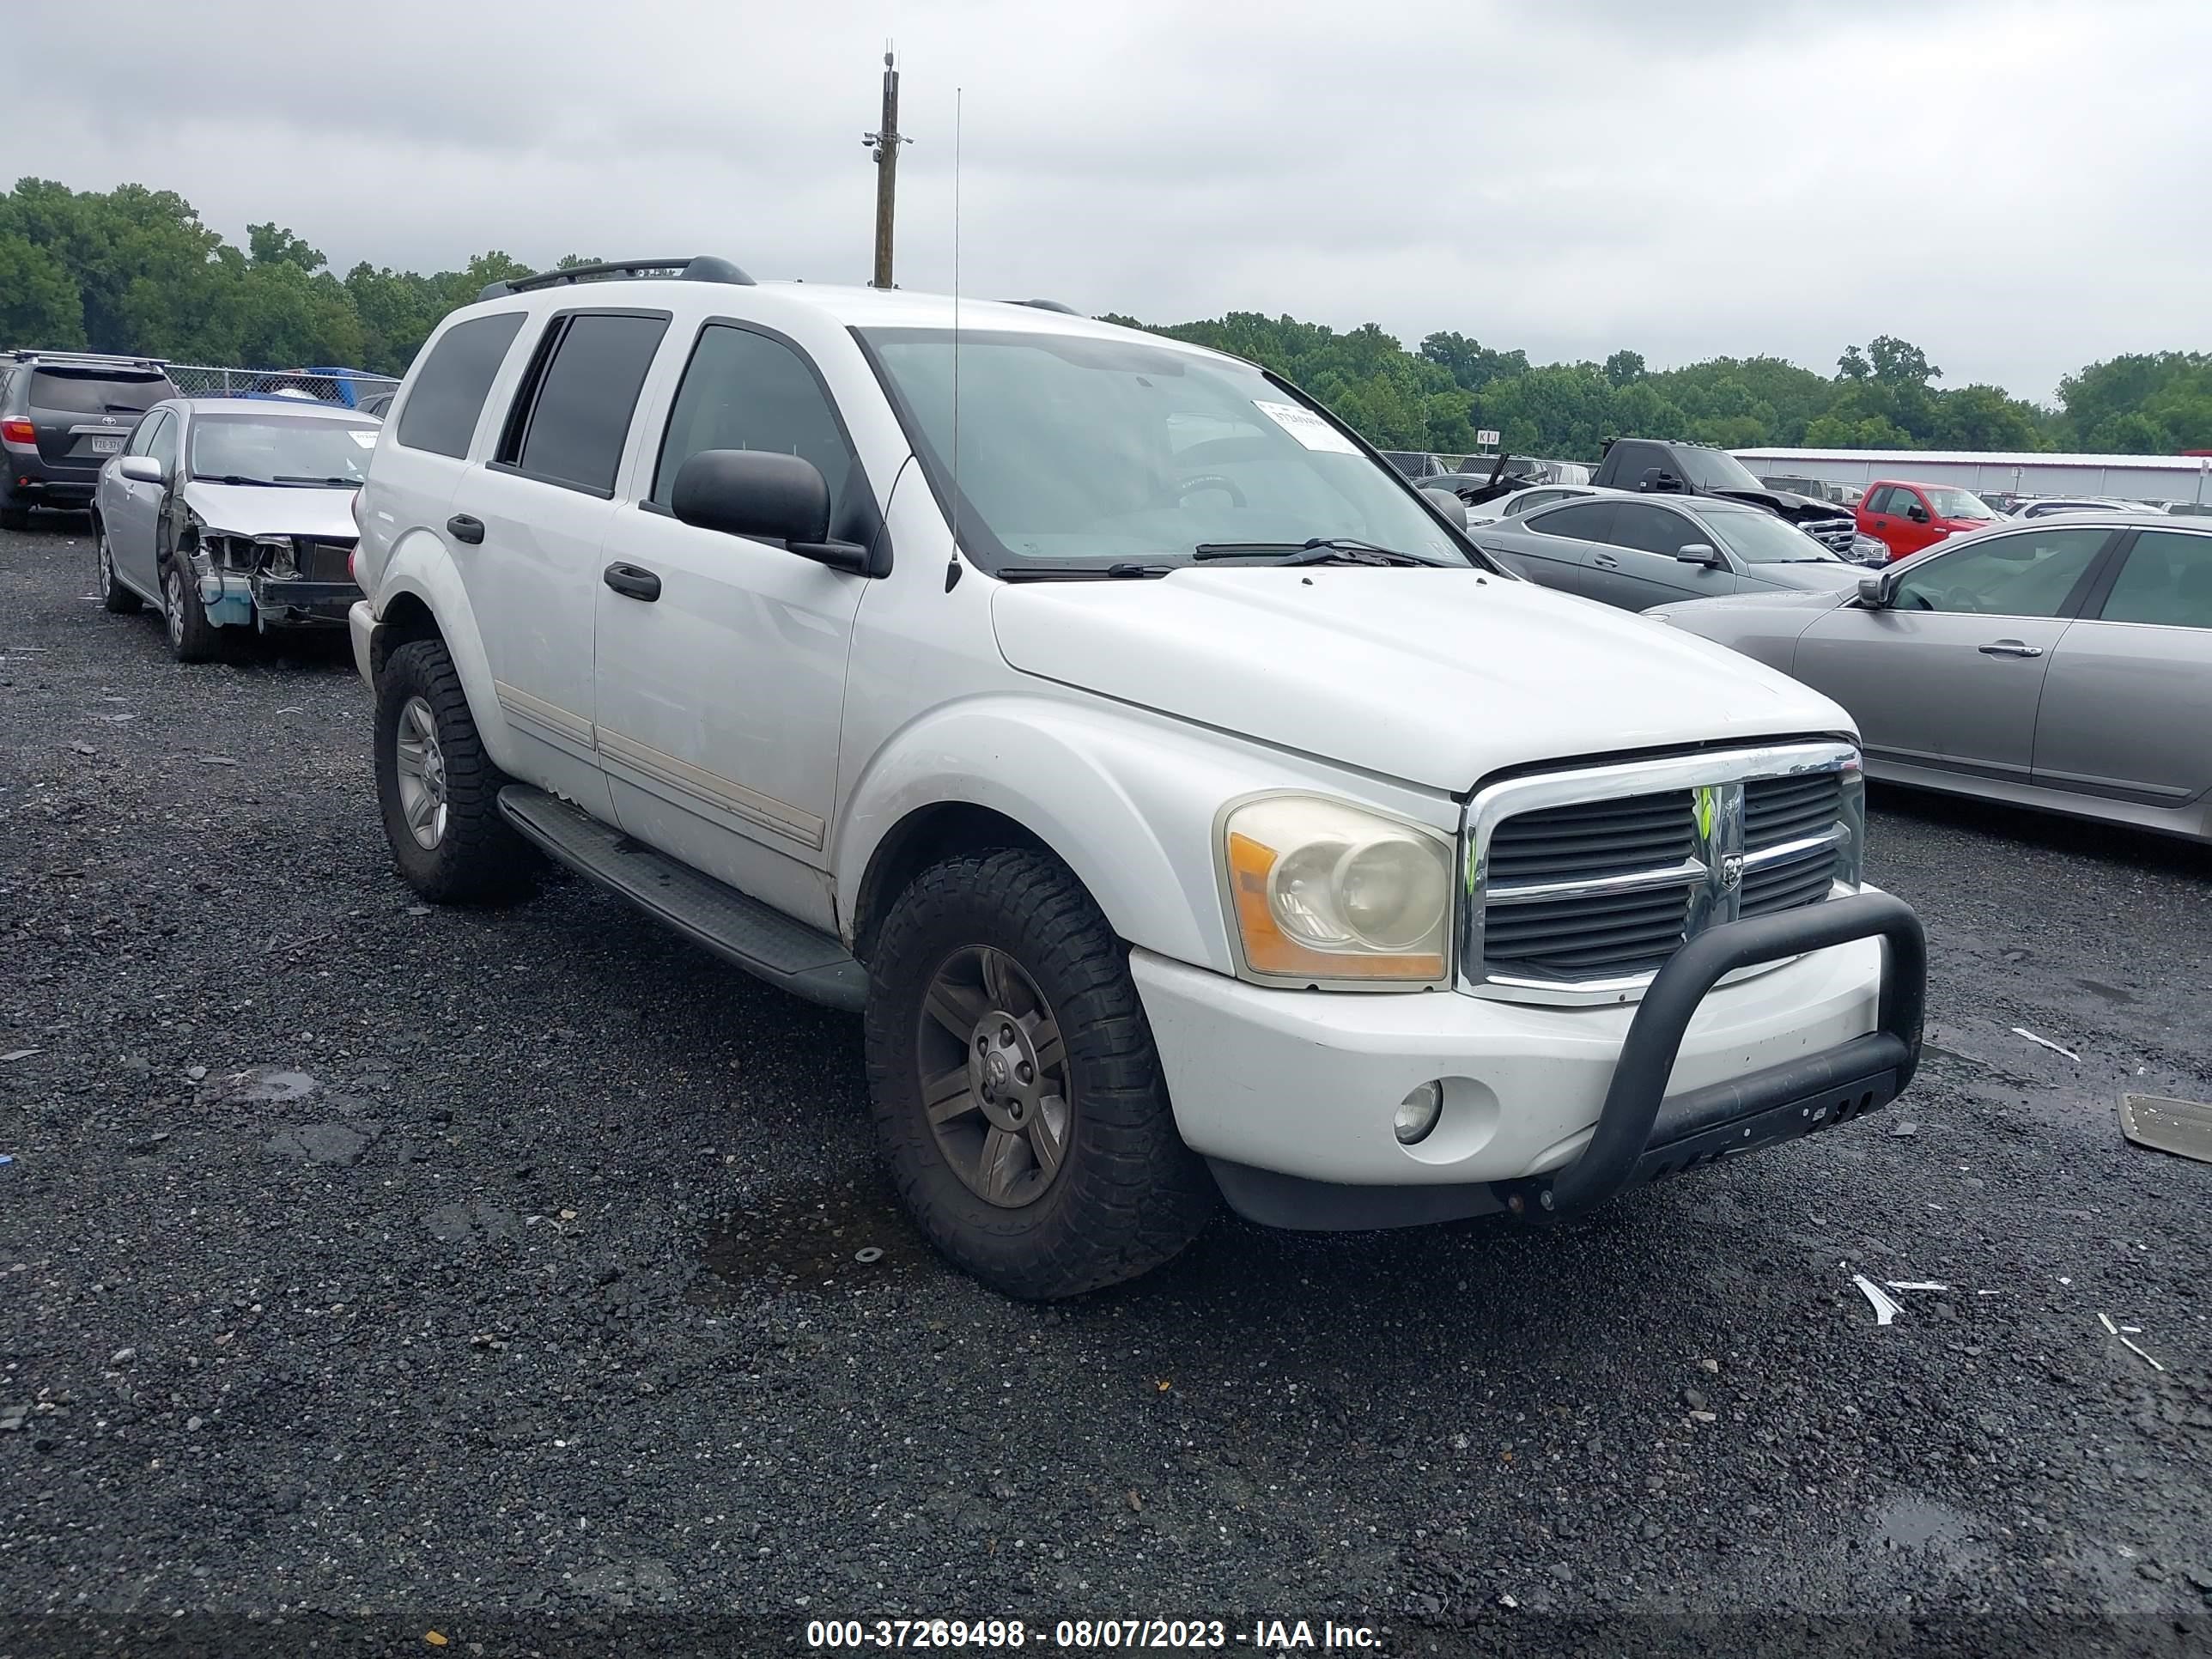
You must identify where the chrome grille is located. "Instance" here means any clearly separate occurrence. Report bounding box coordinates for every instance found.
[1802,515,1856,554]
[1463,744,1863,1001]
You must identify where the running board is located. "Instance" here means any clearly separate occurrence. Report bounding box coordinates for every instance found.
[497,786,867,1012]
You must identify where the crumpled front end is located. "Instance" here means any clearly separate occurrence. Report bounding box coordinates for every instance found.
[188,530,361,629]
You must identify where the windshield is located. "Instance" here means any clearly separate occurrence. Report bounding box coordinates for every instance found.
[860,329,1471,570]
[1925,486,1996,520]
[189,414,379,485]
[1703,505,1842,565]
[1674,447,1766,492]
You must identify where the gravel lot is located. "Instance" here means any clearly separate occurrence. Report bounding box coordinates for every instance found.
[2,516,2209,1656]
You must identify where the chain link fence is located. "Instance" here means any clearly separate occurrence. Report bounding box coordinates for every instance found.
[162,363,400,413]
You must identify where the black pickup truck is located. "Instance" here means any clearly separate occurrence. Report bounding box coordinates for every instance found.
[1590,437,1857,556]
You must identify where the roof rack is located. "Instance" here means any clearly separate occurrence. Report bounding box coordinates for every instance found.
[477,256,755,302]
[2,347,168,369]
[1006,299,1079,314]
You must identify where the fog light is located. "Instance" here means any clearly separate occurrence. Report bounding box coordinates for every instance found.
[1394,1080,1444,1146]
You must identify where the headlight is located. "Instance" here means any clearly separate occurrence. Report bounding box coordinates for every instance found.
[1220,795,1455,986]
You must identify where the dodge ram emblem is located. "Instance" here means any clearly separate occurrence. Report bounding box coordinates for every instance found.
[1720,853,1744,892]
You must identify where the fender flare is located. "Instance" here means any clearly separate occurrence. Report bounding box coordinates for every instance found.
[834,697,1242,975]
[374,529,520,771]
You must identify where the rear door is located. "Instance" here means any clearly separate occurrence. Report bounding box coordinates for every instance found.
[2031,527,2212,806]
[1792,525,2114,782]
[452,307,672,815]
[1481,499,1616,598]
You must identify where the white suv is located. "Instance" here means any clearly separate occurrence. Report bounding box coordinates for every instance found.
[349,257,1925,1298]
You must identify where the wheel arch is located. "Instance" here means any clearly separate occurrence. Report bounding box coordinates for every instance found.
[835,700,1243,976]
[371,538,517,772]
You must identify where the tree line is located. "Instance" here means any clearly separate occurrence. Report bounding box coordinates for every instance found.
[6,179,2208,459]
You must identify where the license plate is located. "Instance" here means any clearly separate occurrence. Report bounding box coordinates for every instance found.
[90,436,122,455]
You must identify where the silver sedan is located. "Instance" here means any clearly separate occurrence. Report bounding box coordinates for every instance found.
[93,397,374,662]
[1650,515,2212,843]
[1474,493,1865,611]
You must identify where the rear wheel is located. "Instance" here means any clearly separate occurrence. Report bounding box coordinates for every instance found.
[374,636,538,905]
[864,849,1216,1299]
[0,503,28,532]
[96,520,142,614]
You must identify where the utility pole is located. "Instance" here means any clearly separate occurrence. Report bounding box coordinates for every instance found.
[863,51,910,289]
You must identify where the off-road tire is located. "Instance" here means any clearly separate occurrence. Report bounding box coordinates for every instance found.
[95,520,142,614]
[865,849,1216,1299]
[161,556,225,663]
[374,636,538,906]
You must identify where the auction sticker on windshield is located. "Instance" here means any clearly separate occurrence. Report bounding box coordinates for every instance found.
[1253,399,1359,454]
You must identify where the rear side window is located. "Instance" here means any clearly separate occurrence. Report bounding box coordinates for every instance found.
[28,370,174,416]
[497,312,669,496]
[2100,531,2212,629]
[651,324,859,523]
[1527,501,1615,541]
[394,312,528,459]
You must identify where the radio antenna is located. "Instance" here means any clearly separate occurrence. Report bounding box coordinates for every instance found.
[945,85,964,592]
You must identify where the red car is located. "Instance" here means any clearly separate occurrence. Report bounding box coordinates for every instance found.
[1856,478,2002,560]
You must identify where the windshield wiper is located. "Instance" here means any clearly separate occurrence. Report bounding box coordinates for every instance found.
[1192,538,1430,566]
[996,562,1175,582]
[195,473,277,487]
[273,475,360,487]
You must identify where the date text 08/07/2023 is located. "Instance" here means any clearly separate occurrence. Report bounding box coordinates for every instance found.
[804,1617,1385,1650]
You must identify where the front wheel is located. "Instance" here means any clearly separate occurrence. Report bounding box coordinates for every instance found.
[161,558,223,663]
[373,636,538,905]
[864,849,1216,1299]
[96,520,142,614]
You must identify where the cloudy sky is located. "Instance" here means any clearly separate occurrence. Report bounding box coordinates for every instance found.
[11,0,2206,402]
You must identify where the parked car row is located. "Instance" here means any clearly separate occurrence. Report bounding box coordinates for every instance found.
[1653,515,2212,845]
[134,254,1919,1300]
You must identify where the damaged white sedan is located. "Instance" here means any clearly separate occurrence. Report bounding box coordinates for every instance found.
[91,398,378,661]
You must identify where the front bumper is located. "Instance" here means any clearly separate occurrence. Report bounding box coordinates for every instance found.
[349,600,376,688]
[1134,891,1923,1230]
[246,574,360,628]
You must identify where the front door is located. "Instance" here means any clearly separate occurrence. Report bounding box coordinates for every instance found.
[591,320,878,933]
[109,410,172,594]
[1598,501,1742,609]
[2033,528,2212,805]
[1792,524,2113,782]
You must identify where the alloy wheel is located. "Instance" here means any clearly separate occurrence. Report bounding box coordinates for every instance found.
[915,945,1073,1208]
[392,695,449,850]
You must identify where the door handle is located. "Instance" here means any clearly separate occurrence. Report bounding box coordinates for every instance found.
[603,562,662,602]
[447,514,485,544]
[1978,641,2044,658]
[1592,553,1621,568]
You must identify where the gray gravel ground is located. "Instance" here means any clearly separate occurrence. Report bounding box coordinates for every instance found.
[2,515,2209,1658]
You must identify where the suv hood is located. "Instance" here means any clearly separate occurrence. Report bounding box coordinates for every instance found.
[992,567,1855,793]
[179,479,361,540]
[1713,486,1842,524]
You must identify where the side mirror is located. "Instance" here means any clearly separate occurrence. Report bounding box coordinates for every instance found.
[1905,503,1929,523]
[118,455,163,484]
[1419,483,1468,528]
[1857,573,1897,607]
[1640,466,1681,493]
[1674,541,1724,568]
[671,449,877,574]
